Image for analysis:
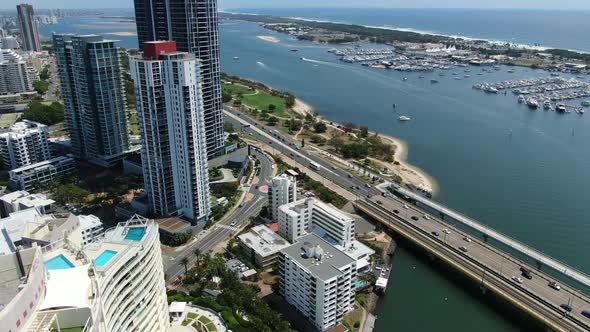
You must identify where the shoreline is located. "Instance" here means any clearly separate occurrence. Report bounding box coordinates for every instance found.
[288,97,438,195]
[256,35,280,43]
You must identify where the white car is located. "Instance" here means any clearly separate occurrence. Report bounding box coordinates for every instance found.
[512,276,523,284]
[423,214,431,220]
[403,204,409,209]
[442,229,451,235]
[230,221,236,227]
[463,236,472,243]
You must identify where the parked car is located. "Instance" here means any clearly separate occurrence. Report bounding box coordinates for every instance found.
[560,304,573,312]
[521,270,533,280]
[403,204,409,209]
[423,214,431,220]
[442,229,451,235]
[548,282,561,291]
[393,209,400,214]
[581,310,590,319]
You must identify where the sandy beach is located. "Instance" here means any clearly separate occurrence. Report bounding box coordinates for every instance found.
[296,103,437,194]
[256,35,280,43]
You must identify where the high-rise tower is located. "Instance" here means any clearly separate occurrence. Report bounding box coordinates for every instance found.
[53,34,129,167]
[130,41,210,224]
[133,0,224,159]
[16,3,41,52]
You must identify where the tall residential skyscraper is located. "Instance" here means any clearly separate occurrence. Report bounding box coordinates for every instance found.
[0,49,33,95]
[16,3,41,52]
[53,34,129,167]
[0,120,50,170]
[130,41,210,224]
[133,0,224,159]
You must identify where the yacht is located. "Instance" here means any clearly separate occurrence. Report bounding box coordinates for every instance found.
[233,56,239,60]
[402,77,408,81]
[430,79,439,83]
[398,116,411,121]
[518,95,526,103]
[556,104,567,113]
[483,86,499,94]
[526,97,539,109]
[543,100,552,109]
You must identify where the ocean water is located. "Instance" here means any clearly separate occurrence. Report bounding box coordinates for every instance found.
[39,11,590,331]
[226,8,590,52]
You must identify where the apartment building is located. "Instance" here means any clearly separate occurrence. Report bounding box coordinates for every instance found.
[269,173,297,222]
[0,120,50,170]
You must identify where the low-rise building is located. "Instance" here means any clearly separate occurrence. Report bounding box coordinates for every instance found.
[278,233,356,331]
[0,190,54,216]
[237,224,290,269]
[9,155,75,191]
[156,216,192,242]
[78,214,103,246]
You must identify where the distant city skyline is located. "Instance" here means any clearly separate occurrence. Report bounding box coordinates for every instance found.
[2,0,590,10]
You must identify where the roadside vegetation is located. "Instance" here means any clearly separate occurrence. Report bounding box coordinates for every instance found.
[21,100,65,125]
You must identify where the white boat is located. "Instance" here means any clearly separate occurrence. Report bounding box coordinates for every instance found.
[518,95,526,103]
[233,56,239,60]
[398,116,411,121]
[556,104,567,113]
[526,97,539,109]
[483,86,499,94]
[543,100,552,109]
[581,100,590,107]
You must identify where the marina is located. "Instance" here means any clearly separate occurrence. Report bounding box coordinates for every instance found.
[473,77,590,111]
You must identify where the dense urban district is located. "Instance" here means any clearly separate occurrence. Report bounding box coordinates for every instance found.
[0,3,589,332]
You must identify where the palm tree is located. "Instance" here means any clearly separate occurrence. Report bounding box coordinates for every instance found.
[180,257,189,274]
[193,248,201,269]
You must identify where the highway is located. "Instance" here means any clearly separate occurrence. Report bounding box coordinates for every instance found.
[163,148,273,281]
[355,198,590,331]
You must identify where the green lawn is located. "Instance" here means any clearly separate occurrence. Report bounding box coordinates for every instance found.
[223,82,254,96]
[205,322,217,332]
[0,113,20,128]
[199,316,212,325]
[187,312,199,320]
[241,93,288,117]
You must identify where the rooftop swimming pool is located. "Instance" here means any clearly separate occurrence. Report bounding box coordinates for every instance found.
[45,254,74,270]
[95,250,118,267]
[124,227,145,241]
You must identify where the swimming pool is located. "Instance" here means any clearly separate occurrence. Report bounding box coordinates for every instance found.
[45,255,75,270]
[124,227,145,241]
[95,250,118,267]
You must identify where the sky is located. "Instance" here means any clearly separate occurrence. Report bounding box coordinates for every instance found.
[1,0,590,10]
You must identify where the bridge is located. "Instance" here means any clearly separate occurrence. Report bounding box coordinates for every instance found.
[391,185,590,289]
[354,197,590,332]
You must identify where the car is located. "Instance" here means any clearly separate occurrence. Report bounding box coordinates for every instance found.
[459,246,468,252]
[365,184,371,188]
[463,236,472,243]
[442,229,451,235]
[269,141,272,145]
[423,214,431,220]
[560,304,573,312]
[332,166,337,170]
[355,186,361,190]
[347,174,353,178]
[393,209,400,214]
[376,200,383,205]
[512,276,523,284]
[411,216,419,221]
[519,266,530,274]
[230,221,236,226]
[403,204,409,209]
[431,231,440,237]
[375,266,382,271]
[522,270,533,280]
[582,310,590,319]
[548,282,561,290]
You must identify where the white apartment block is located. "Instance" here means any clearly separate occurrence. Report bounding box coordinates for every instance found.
[130,41,210,224]
[0,190,54,217]
[0,49,34,96]
[9,155,75,192]
[269,173,297,222]
[78,214,103,246]
[0,214,170,332]
[279,233,356,331]
[0,120,50,170]
[278,198,354,247]
[237,224,290,269]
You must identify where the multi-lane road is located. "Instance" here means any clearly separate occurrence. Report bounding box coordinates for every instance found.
[163,148,273,281]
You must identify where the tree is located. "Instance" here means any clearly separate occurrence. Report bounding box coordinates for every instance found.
[268,104,277,111]
[313,121,327,133]
[328,136,345,152]
[267,116,279,126]
[51,183,90,205]
[360,126,369,138]
[21,101,64,125]
[310,134,326,145]
[223,122,235,133]
[222,91,232,103]
[180,257,189,274]
[32,80,49,94]
[194,248,201,269]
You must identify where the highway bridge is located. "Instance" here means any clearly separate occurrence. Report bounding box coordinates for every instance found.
[354,198,590,332]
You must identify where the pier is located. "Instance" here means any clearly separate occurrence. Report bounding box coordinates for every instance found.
[354,194,590,332]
